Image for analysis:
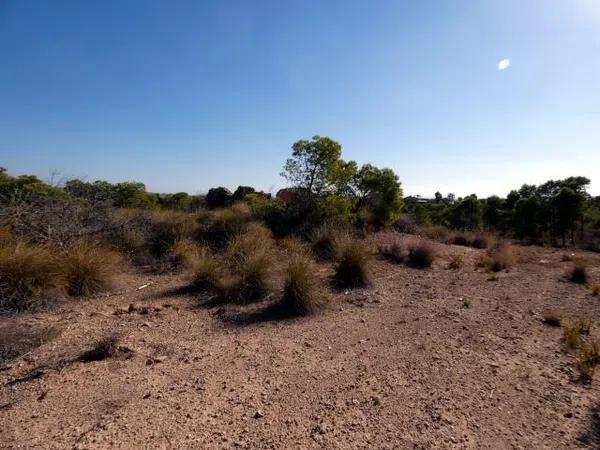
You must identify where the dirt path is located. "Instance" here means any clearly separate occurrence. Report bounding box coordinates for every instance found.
[1,236,599,449]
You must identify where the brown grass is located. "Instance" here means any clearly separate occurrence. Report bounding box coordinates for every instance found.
[189,248,222,291]
[488,243,517,272]
[79,334,119,362]
[563,318,593,350]
[568,259,588,284]
[542,310,561,327]
[406,241,436,269]
[61,243,123,297]
[311,224,349,260]
[452,233,471,247]
[0,242,63,311]
[279,236,311,256]
[197,203,253,246]
[576,341,600,382]
[333,237,372,288]
[378,243,405,264]
[447,254,464,270]
[281,253,328,315]
[419,225,452,243]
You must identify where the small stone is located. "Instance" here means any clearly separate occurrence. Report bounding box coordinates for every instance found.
[253,410,264,419]
[143,392,151,399]
[564,412,573,418]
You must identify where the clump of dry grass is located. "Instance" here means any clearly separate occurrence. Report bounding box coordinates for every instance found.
[488,243,517,272]
[169,239,201,269]
[333,237,372,288]
[189,248,222,291]
[452,233,471,247]
[542,310,561,327]
[311,224,349,260]
[419,225,452,243]
[563,318,593,350]
[576,341,600,383]
[406,241,436,269]
[378,243,405,264]
[281,253,328,315]
[568,259,588,284]
[0,242,63,311]
[79,334,119,362]
[590,283,600,296]
[447,254,464,270]
[197,202,253,246]
[61,243,123,297]
[279,236,311,256]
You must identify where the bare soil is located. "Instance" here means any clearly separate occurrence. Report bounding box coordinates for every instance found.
[1,233,600,449]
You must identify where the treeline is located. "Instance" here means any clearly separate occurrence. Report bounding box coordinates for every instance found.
[407,177,600,249]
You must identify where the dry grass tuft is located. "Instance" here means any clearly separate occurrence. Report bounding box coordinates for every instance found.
[563,318,593,350]
[0,242,63,311]
[542,310,562,327]
[281,253,328,315]
[406,241,436,269]
[447,254,464,270]
[311,224,349,260]
[333,237,372,288]
[279,236,311,256]
[197,202,253,246]
[488,243,517,272]
[568,259,588,284]
[79,334,119,362]
[576,341,600,383]
[378,243,405,264]
[472,234,493,249]
[590,283,600,296]
[452,233,471,247]
[189,248,222,291]
[61,243,123,297]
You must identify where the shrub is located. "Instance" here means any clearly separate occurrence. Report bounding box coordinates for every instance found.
[169,239,200,269]
[146,210,197,258]
[542,310,561,327]
[447,254,464,270]
[420,225,451,243]
[394,216,417,234]
[333,237,372,288]
[189,248,221,291]
[311,223,349,260]
[471,234,492,249]
[227,250,274,302]
[407,241,436,269]
[576,341,600,382]
[279,236,311,256]
[61,243,123,297]
[488,243,517,272]
[475,254,491,269]
[568,259,588,284]
[197,203,253,246]
[452,233,471,247]
[0,242,63,311]
[378,243,405,264]
[563,318,593,350]
[281,253,327,315]
[79,334,119,362]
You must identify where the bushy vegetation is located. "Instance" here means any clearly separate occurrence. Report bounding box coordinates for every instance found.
[333,236,372,288]
[281,253,328,315]
[406,241,437,268]
[568,259,588,284]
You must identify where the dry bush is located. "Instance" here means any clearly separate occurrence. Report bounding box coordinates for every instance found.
[226,250,274,302]
[420,225,451,243]
[407,241,437,269]
[378,243,405,264]
[472,233,493,249]
[281,253,328,315]
[0,242,63,311]
[227,223,275,260]
[146,210,197,258]
[488,243,517,272]
[79,334,119,362]
[568,259,588,284]
[169,238,201,269]
[542,310,561,327]
[333,237,372,288]
[311,223,349,260]
[278,236,311,256]
[563,318,593,350]
[475,254,491,269]
[576,341,600,382]
[452,233,472,247]
[61,243,123,297]
[189,248,222,291]
[590,283,600,296]
[447,254,464,270]
[197,202,253,246]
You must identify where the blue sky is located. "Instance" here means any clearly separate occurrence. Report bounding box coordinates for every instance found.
[1,0,599,196]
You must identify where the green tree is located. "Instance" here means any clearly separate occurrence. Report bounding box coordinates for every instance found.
[513,196,541,239]
[449,195,482,230]
[483,195,503,230]
[551,187,584,245]
[281,136,356,200]
[353,164,403,226]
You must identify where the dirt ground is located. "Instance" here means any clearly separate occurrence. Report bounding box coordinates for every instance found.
[1,233,600,449]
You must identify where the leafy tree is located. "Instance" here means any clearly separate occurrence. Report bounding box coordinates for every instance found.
[353,164,403,226]
[551,187,584,245]
[281,136,356,200]
[513,196,541,239]
[483,195,503,230]
[434,191,442,203]
[449,195,482,230]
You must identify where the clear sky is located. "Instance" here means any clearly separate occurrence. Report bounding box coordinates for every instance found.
[1,0,599,197]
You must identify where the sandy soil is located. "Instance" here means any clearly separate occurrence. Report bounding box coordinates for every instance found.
[1,233,600,449]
